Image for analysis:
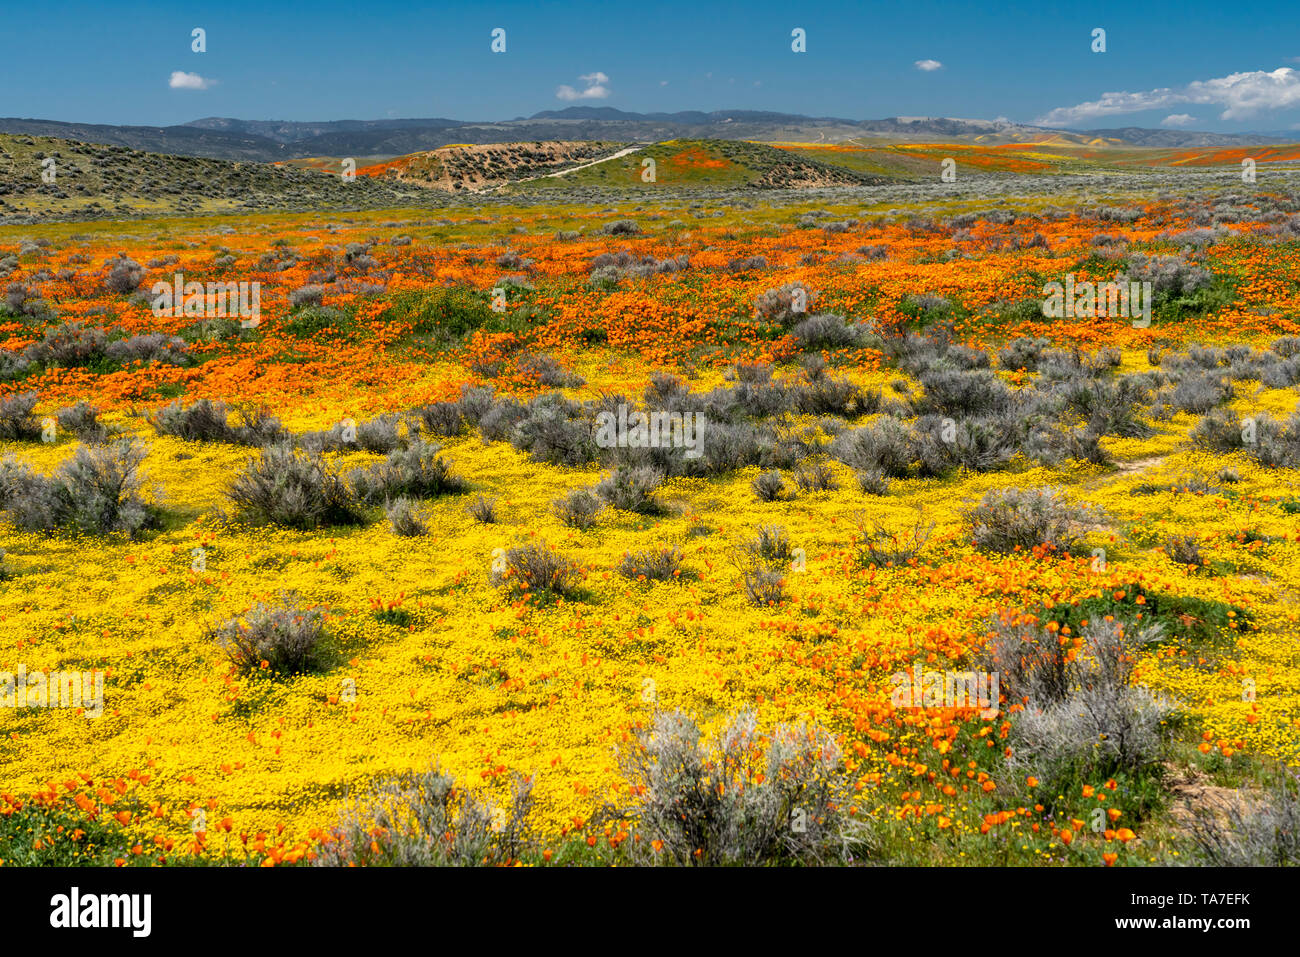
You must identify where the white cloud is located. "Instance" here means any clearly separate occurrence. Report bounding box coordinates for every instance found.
[1039,67,1300,126]
[914,59,943,72]
[556,71,609,101]
[659,80,669,87]
[1161,113,1197,127]
[169,71,214,90]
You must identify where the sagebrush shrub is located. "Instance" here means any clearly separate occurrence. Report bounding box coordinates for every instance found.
[1169,372,1230,413]
[56,401,109,443]
[290,284,325,309]
[964,486,1097,554]
[598,219,641,236]
[609,709,865,866]
[1064,376,1154,438]
[105,334,189,367]
[919,367,1010,416]
[3,282,52,319]
[151,399,288,446]
[1259,355,1300,389]
[418,385,495,436]
[1124,252,1213,296]
[1163,534,1207,570]
[0,392,41,441]
[351,440,466,504]
[103,255,144,294]
[751,469,788,502]
[731,525,795,606]
[589,251,690,283]
[1023,423,1108,467]
[315,764,535,866]
[301,415,403,454]
[553,488,602,529]
[0,350,32,382]
[746,525,792,565]
[467,494,497,524]
[790,313,863,351]
[1247,413,1300,468]
[1271,336,1300,358]
[1001,618,1173,790]
[912,414,1020,475]
[619,546,681,581]
[855,511,934,568]
[698,420,765,474]
[754,281,819,325]
[830,416,912,478]
[1195,410,1300,467]
[595,466,663,513]
[415,400,466,437]
[884,332,948,374]
[385,497,427,537]
[510,395,595,466]
[856,468,890,495]
[793,459,839,492]
[208,596,327,675]
[519,352,584,388]
[1010,683,1172,791]
[491,541,581,596]
[978,615,1072,707]
[0,440,158,536]
[227,444,363,529]
[24,322,108,367]
[151,398,234,442]
[740,565,785,606]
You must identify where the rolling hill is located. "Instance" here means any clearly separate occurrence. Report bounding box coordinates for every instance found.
[516,139,889,190]
[0,110,1291,165]
[354,141,629,192]
[0,134,441,221]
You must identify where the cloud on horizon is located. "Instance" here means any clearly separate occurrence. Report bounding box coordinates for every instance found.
[556,71,610,101]
[1038,67,1300,126]
[914,59,943,72]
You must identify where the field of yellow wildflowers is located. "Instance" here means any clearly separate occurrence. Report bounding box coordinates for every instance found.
[2,185,1299,868]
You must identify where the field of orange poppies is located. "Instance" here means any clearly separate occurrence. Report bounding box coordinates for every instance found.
[2,179,1299,867]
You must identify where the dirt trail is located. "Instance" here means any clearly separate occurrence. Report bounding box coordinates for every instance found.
[537,146,642,179]
[482,146,643,193]
[1164,763,1243,835]
[1113,455,1167,477]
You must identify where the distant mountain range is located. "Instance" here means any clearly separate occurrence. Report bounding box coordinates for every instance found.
[0,109,1291,162]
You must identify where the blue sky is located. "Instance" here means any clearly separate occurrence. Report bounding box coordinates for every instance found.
[5,0,1300,132]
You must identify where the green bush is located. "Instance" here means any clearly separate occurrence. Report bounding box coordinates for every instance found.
[382,286,496,339]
